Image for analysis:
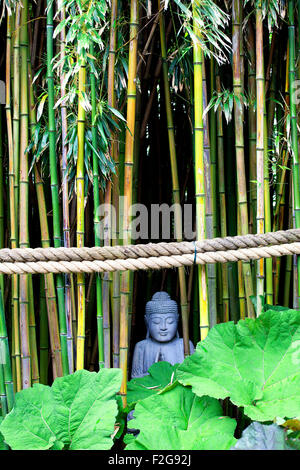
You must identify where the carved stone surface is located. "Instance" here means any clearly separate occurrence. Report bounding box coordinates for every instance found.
[131,291,194,378]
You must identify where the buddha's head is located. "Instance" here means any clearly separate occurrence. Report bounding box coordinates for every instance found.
[145,291,179,343]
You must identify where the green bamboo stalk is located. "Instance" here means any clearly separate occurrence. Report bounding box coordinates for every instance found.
[19,0,31,389]
[264,112,273,306]
[233,0,254,318]
[28,47,63,379]
[39,277,49,385]
[90,42,104,369]
[0,290,14,412]
[47,0,69,375]
[158,1,190,355]
[193,2,209,339]
[288,0,300,305]
[216,70,229,322]
[0,364,7,417]
[284,173,293,306]
[247,20,256,235]
[202,61,217,328]
[34,164,63,379]
[273,51,290,303]
[28,278,39,384]
[237,211,246,319]
[102,183,111,368]
[209,54,218,322]
[13,4,21,245]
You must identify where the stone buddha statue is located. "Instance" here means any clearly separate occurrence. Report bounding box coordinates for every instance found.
[131,291,194,378]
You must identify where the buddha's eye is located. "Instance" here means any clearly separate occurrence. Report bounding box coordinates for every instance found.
[152,319,161,325]
[166,317,175,324]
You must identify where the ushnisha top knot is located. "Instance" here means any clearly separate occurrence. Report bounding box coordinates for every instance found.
[145,291,178,317]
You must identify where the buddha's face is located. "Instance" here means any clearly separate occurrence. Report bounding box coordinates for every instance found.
[147,314,178,342]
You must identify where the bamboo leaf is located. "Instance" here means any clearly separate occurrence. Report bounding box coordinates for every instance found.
[37,94,48,122]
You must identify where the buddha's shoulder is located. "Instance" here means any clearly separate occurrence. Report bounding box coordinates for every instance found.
[133,339,148,350]
[174,338,195,349]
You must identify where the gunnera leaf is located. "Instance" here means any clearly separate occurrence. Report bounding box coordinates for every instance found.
[0,369,123,450]
[50,368,123,449]
[0,417,7,450]
[231,422,294,450]
[177,309,300,421]
[127,362,178,406]
[125,383,237,450]
[0,384,58,450]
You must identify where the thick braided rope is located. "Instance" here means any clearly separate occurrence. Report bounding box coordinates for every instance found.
[0,242,300,274]
[0,229,299,263]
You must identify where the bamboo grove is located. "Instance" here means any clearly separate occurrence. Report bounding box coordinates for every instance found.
[0,0,299,412]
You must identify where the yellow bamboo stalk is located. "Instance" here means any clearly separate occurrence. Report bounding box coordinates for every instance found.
[120,0,138,406]
[193,2,209,340]
[76,62,86,370]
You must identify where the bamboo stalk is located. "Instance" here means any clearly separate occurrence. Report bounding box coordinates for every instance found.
[216,70,229,322]
[8,8,21,393]
[39,277,49,385]
[59,0,74,374]
[110,0,120,370]
[76,59,86,370]
[28,278,39,384]
[193,1,209,339]
[90,42,104,369]
[247,20,256,235]
[13,4,21,245]
[0,291,14,412]
[158,0,189,355]
[232,0,254,317]
[288,0,300,305]
[120,0,138,405]
[256,0,265,314]
[47,0,69,375]
[202,61,217,328]
[19,0,31,389]
[27,46,63,379]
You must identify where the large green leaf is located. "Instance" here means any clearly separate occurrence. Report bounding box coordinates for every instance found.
[125,383,236,450]
[0,369,122,450]
[0,384,57,450]
[177,309,300,421]
[0,417,7,450]
[127,362,178,406]
[232,422,294,450]
[50,368,122,449]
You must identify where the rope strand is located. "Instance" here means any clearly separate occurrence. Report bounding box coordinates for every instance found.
[0,239,299,274]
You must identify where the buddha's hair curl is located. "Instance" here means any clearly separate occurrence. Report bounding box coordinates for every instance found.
[145,291,179,318]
